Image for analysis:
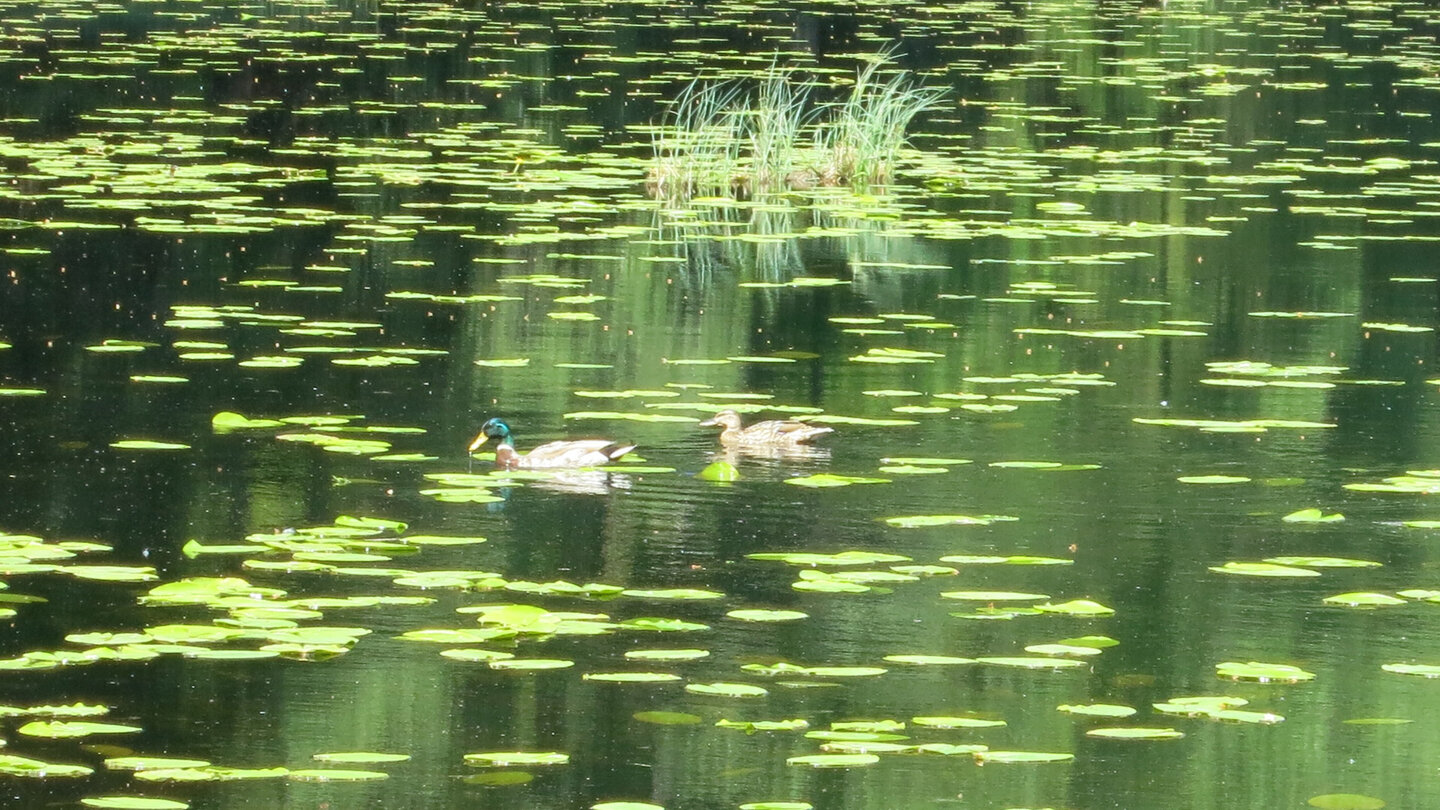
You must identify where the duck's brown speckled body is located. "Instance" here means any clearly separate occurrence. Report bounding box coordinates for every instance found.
[699,410,833,448]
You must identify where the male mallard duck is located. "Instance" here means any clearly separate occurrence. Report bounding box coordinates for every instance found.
[468,418,637,470]
[698,410,833,447]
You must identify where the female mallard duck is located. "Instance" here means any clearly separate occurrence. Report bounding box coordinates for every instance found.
[698,410,833,447]
[468,418,637,470]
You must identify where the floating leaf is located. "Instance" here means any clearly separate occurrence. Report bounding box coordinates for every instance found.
[785,754,878,768]
[1086,727,1184,740]
[697,462,739,482]
[1216,661,1316,682]
[583,672,683,683]
[111,440,191,451]
[1266,556,1377,568]
[1323,593,1405,607]
[81,797,190,809]
[1036,599,1115,616]
[783,474,891,488]
[747,551,910,566]
[1307,795,1386,810]
[18,720,142,738]
[464,752,569,767]
[884,514,1016,528]
[727,609,807,623]
[883,655,976,666]
[972,751,1073,764]
[715,719,809,733]
[212,412,284,431]
[685,682,768,698]
[312,752,411,764]
[622,588,724,600]
[0,754,93,777]
[978,657,1086,669]
[287,769,388,782]
[624,649,709,662]
[1381,663,1440,678]
[1058,704,1136,718]
[1282,508,1344,523]
[1210,562,1321,577]
[488,659,575,671]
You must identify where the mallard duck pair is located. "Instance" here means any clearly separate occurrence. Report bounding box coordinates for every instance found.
[469,410,831,469]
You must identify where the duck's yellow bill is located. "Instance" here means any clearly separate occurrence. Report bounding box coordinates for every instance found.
[467,433,488,452]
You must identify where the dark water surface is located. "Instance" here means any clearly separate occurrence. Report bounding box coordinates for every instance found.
[1,0,1439,808]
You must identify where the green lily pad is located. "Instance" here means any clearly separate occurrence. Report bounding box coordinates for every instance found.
[883,655,976,666]
[489,659,575,671]
[1266,556,1378,568]
[624,649,709,662]
[685,682,768,698]
[106,758,215,774]
[785,754,879,768]
[18,720,142,738]
[697,461,739,482]
[1306,795,1386,810]
[715,719,809,732]
[1210,562,1322,577]
[727,609,808,622]
[1216,661,1316,682]
[0,754,93,777]
[212,412,284,430]
[1058,704,1136,718]
[582,672,683,683]
[287,769,389,782]
[1086,727,1184,740]
[464,752,569,767]
[972,751,1073,764]
[978,656,1087,669]
[1323,593,1406,607]
[311,752,411,764]
[111,440,191,451]
[783,474,891,488]
[1036,599,1115,616]
[1282,508,1344,523]
[748,551,910,566]
[883,514,1017,528]
[81,797,190,809]
[1381,663,1440,678]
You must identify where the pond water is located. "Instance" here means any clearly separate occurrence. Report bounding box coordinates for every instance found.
[1,0,1439,808]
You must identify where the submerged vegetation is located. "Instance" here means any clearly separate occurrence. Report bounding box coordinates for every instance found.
[648,53,946,203]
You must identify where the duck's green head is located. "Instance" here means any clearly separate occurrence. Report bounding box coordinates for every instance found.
[468,418,514,453]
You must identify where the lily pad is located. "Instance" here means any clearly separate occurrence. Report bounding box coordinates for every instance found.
[1216,661,1316,683]
[464,752,569,767]
[785,754,879,768]
[1085,727,1184,740]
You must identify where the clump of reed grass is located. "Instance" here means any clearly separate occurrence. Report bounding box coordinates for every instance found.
[648,79,748,203]
[648,52,944,204]
[823,54,949,186]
